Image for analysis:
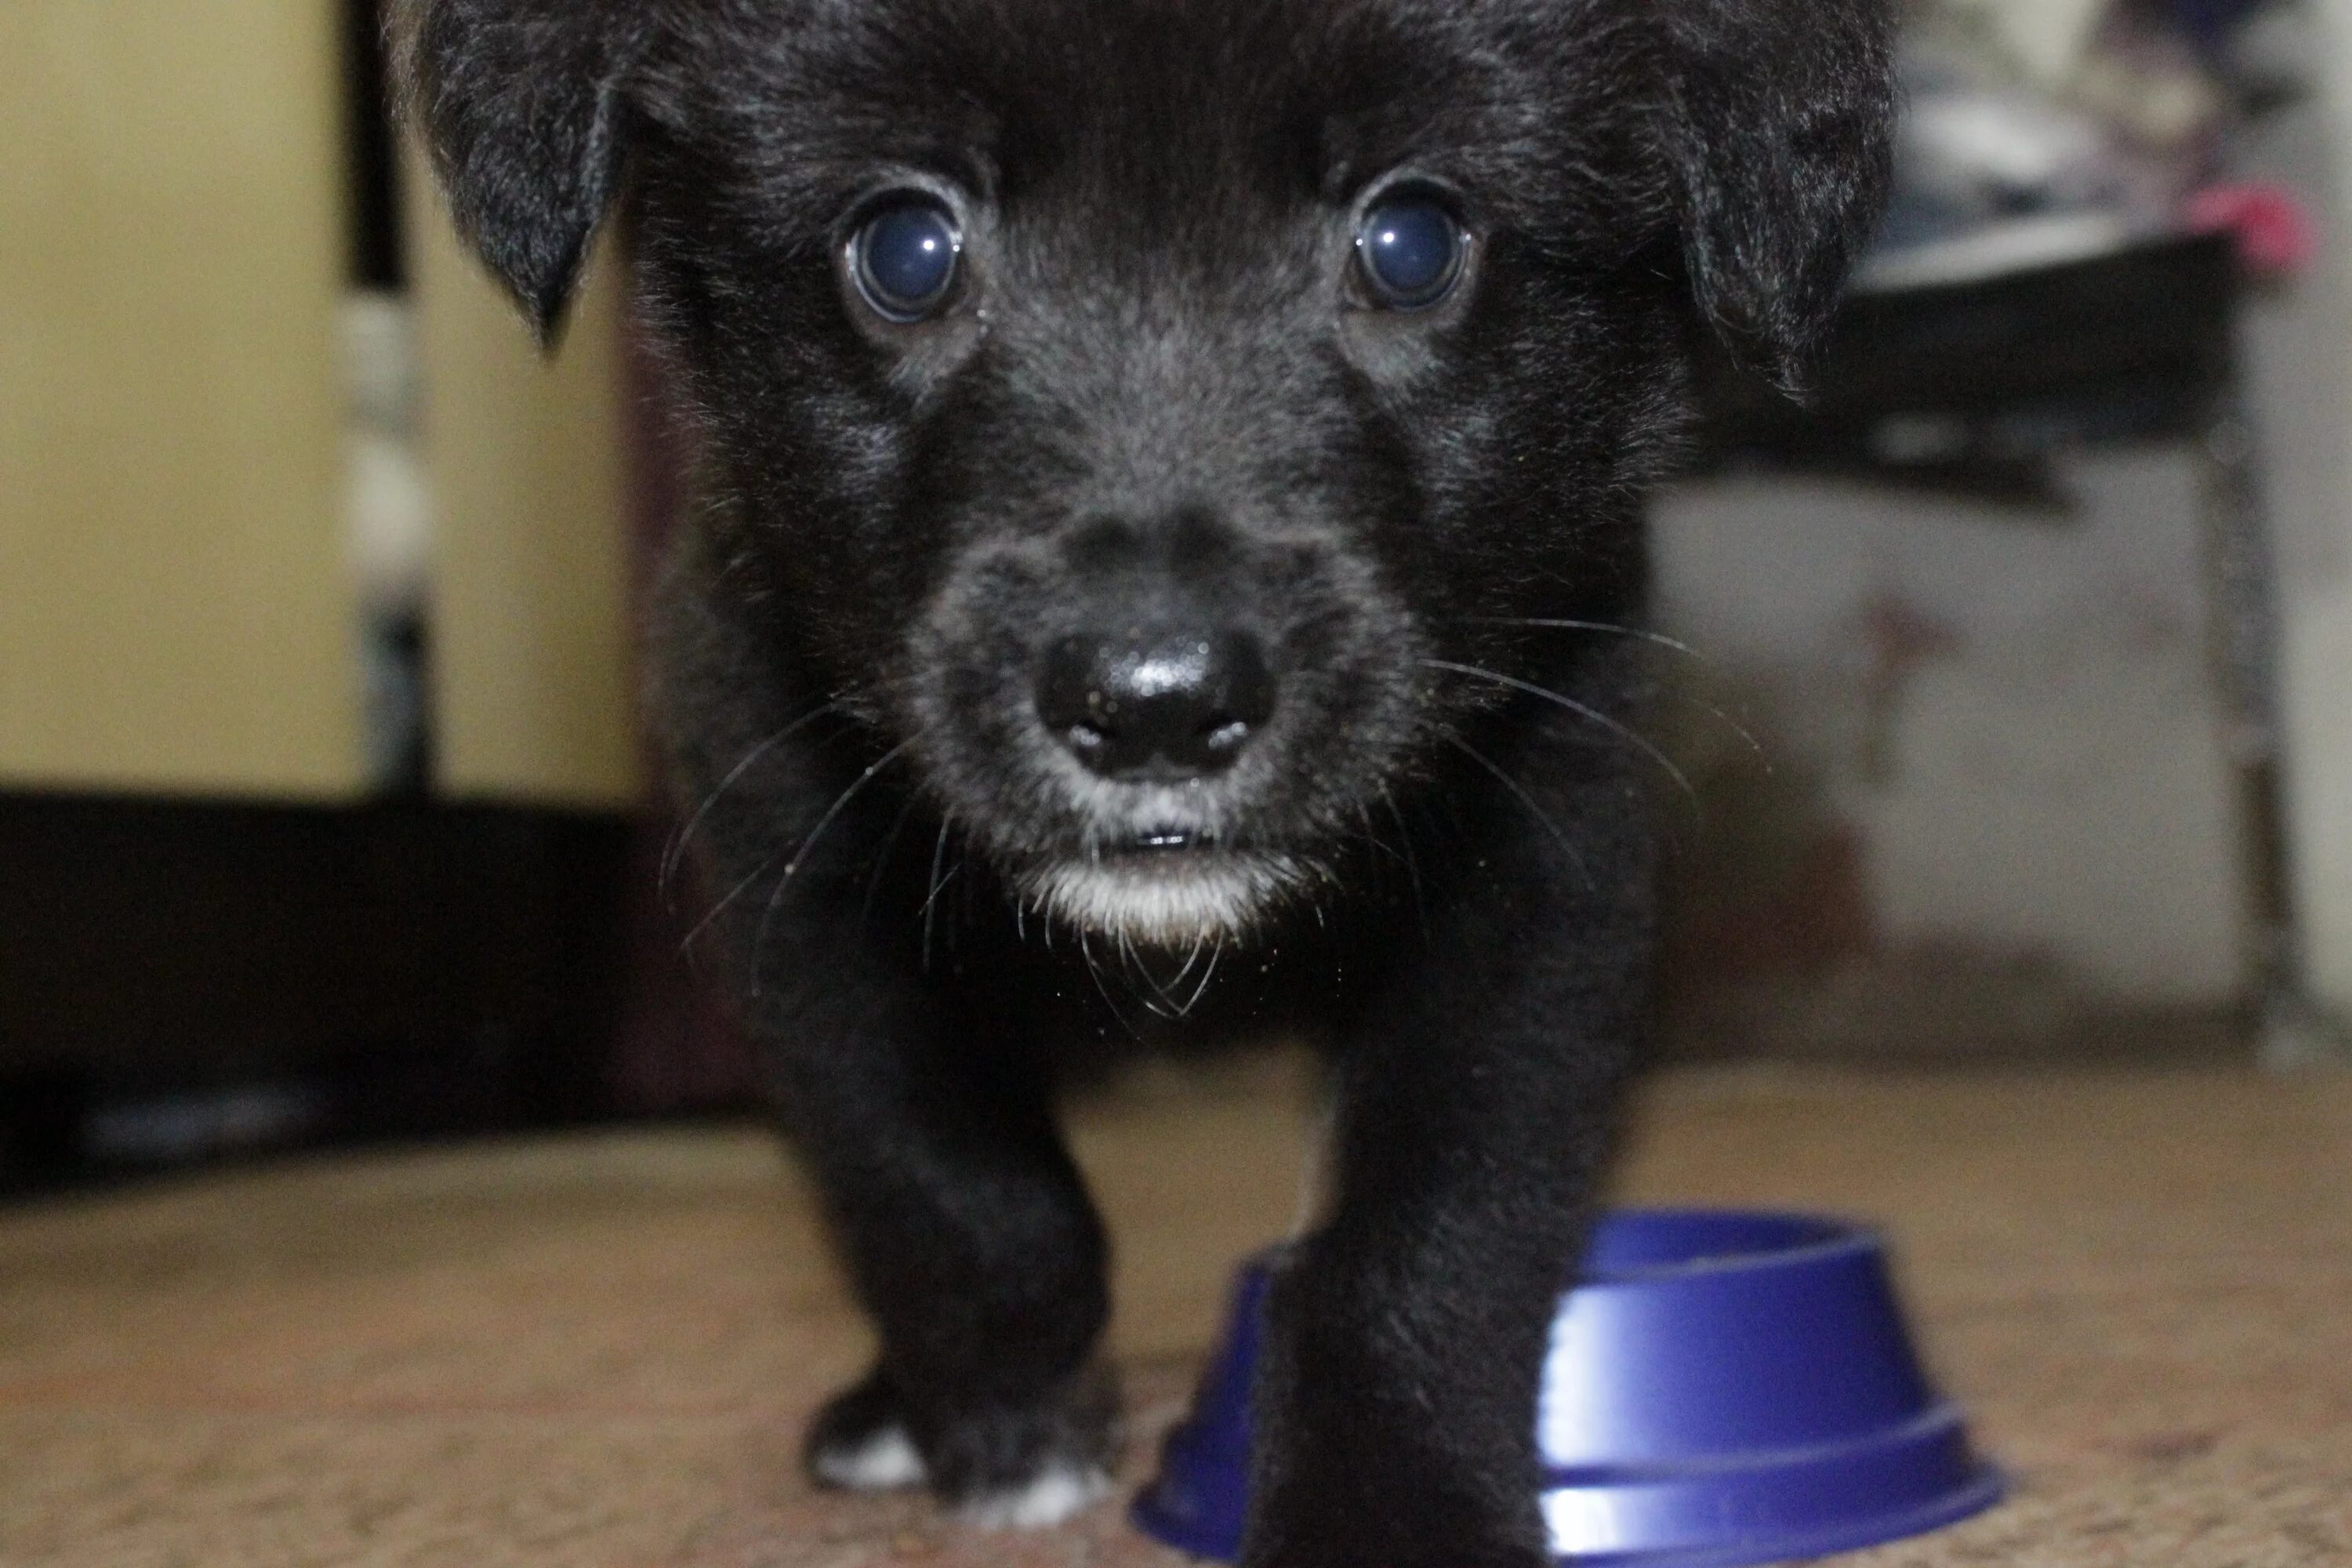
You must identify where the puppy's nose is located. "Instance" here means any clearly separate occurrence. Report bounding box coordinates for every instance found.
[1038,630,1276,781]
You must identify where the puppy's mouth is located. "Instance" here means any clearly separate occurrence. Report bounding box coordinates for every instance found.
[1018,833,1307,949]
[1114,827,1207,856]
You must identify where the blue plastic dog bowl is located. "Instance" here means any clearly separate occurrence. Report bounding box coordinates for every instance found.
[1133,1210,2005,1566]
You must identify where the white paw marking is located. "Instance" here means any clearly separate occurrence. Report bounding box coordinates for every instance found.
[813,1424,927,1493]
[958,1461,1112,1530]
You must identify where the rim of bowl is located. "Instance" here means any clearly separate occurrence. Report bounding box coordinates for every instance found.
[1577,1209,1882,1286]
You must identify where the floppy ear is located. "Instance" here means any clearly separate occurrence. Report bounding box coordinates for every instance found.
[389,0,641,342]
[1657,0,1896,394]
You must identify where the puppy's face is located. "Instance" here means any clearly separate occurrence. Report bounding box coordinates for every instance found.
[403,0,1893,948]
[632,1,1683,947]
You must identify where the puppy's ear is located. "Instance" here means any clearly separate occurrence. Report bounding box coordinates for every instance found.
[389,0,642,342]
[1657,0,1896,394]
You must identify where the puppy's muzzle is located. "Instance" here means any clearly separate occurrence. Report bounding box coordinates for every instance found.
[1036,628,1276,785]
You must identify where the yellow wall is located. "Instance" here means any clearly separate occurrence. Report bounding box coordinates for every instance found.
[410,164,642,809]
[0,0,361,798]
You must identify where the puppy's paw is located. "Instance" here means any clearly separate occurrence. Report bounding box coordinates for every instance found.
[805,1370,927,1494]
[926,1364,1120,1530]
[955,1460,1113,1530]
[808,1363,1120,1529]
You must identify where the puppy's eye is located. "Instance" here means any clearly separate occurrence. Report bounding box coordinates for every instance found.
[851,199,962,322]
[1355,198,1465,310]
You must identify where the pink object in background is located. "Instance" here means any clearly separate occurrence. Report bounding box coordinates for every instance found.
[2186,183,2321,277]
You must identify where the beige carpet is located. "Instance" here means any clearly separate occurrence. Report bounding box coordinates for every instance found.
[2,1062,2348,1567]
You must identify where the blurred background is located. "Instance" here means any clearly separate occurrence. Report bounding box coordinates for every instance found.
[4,0,2350,1194]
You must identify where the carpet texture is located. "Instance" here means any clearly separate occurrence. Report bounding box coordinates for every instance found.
[1,1063,2347,1567]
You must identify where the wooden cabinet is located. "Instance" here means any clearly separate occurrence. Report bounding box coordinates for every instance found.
[0,0,640,808]
[412,215,641,809]
[2,0,358,797]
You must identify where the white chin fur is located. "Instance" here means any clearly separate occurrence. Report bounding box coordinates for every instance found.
[958,1462,1113,1530]
[1025,854,1297,947]
[811,1425,927,1493]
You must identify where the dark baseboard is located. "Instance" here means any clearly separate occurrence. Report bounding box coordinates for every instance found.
[0,791,639,1192]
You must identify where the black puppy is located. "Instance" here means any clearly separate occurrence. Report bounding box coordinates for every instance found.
[396,2,1893,1561]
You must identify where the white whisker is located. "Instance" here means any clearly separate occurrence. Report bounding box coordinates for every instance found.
[662,699,851,909]
[1459,616,1703,660]
[750,734,924,993]
[1422,659,1694,804]
[1077,927,1141,1040]
[921,813,956,973]
[861,794,921,927]
[1673,691,1768,761]
[1167,930,1209,995]
[1377,782,1430,943]
[1178,937,1225,1017]
[1121,928,1182,1021]
[681,858,773,956]
[1442,733,1593,891]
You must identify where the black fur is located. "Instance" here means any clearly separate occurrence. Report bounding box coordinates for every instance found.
[394,2,1893,1561]
[396,0,645,336]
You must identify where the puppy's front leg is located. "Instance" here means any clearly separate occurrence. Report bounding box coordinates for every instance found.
[752,959,1116,1525]
[1243,745,1651,1568]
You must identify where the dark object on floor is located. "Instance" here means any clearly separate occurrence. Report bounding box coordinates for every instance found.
[0,792,633,1193]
